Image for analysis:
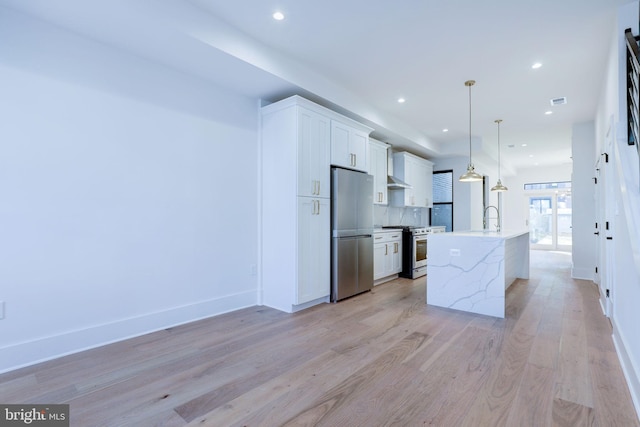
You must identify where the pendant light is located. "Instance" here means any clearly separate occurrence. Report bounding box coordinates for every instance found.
[459,80,483,182]
[491,119,508,192]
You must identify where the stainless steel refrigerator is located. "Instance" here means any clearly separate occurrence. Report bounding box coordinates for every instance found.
[331,167,374,302]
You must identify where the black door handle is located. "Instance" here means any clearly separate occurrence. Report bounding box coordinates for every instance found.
[594,232,600,235]
[607,237,613,240]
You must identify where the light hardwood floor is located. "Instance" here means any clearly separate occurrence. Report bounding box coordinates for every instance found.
[1,250,638,426]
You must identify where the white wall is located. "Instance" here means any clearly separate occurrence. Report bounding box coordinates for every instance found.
[501,164,572,232]
[0,8,260,372]
[594,0,640,417]
[433,157,476,231]
[572,121,597,279]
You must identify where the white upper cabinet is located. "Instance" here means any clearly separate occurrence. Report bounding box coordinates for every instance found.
[298,108,331,198]
[390,152,434,208]
[369,139,390,205]
[330,120,371,172]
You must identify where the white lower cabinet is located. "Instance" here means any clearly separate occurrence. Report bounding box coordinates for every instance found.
[373,230,403,282]
[297,197,330,304]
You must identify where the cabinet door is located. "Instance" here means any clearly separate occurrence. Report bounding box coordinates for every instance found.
[331,120,369,172]
[298,108,330,198]
[350,129,368,172]
[404,156,417,206]
[413,159,427,208]
[297,197,330,304]
[331,121,352,169]
[373,241,387,280]
[370,141,388,205]
[424,162,433,207]
[392,240,403,273]
[383,243,394,276]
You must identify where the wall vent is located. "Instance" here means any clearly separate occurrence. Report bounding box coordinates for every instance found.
[550,97,567,105]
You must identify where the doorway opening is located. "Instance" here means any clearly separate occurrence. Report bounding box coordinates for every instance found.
[525,181,572,251]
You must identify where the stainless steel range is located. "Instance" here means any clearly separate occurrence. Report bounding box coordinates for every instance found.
[383,226,445,279]
[403,227,429,279]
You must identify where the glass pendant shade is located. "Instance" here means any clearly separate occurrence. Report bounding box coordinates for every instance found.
[491,119,508,192]
[459,80,483,182]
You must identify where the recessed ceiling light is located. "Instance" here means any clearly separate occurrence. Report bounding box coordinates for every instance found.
[397,98,405,103]
[442,128,449,132]
[529,154,534,158]
[545,110,553,115]
[532,62,542,69]
[272,11,285,20]
[521,143,527,147]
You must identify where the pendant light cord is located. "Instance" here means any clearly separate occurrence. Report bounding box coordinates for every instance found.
[497,120,501,180]
[468,83,472,163]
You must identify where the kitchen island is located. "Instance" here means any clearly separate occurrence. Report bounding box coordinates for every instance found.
[426,230,529,318]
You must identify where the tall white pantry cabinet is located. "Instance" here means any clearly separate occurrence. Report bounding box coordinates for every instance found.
[260,96,372,313]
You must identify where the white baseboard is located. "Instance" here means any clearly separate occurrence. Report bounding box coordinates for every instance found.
[612,320,640,423]
[571,267,594,280]
[0,290,257,374]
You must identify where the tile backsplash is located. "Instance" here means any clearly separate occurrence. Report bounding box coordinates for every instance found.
[374,205,429,227]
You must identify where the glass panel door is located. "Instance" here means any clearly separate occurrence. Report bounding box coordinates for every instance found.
[529,196,554,249]
[527,192,572,251]
[557,192,572,251]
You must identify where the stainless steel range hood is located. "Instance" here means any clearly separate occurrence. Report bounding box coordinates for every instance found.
[387,175,412,189]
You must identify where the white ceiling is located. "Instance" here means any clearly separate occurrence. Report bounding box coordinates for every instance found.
[2,0,634,174]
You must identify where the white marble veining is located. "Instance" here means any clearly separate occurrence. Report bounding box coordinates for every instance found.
[426,231,529,318]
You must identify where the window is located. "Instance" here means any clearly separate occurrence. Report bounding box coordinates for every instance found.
[431,170,453,231]
[523,181,571,191]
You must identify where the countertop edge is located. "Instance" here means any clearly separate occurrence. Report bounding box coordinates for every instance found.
[428,230,529,239]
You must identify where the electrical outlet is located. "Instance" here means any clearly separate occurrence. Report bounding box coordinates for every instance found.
[250,264,257,276]
[450,249,461,256]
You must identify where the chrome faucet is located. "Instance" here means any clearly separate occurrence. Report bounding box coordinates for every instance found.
[483,205,501,232]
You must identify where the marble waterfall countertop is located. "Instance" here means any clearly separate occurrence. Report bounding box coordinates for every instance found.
[440,229,529,239]
[426,230,530,318]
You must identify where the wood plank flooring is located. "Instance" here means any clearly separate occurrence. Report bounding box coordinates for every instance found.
[1,250,638,426]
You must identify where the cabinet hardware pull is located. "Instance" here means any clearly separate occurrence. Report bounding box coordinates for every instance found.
[375,236,383,240]
[317,181,320,195]
[316,200,320,215]
[385,244,388,255]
